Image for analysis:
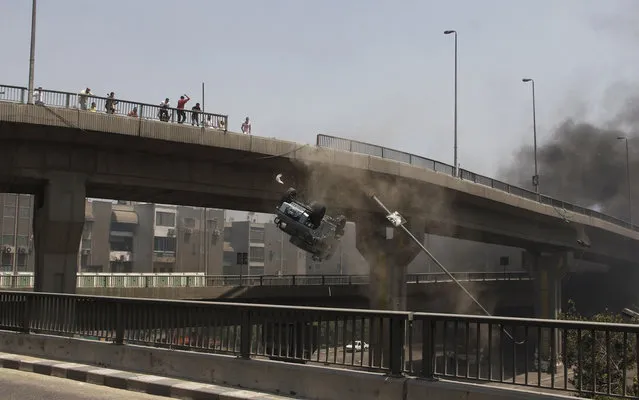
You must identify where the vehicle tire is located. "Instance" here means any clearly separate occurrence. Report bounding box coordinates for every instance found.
[282,188,297,203]
[309,201,326,226]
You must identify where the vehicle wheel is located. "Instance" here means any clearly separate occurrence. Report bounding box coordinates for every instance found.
[309,201,326,227]
[282,188,297,203]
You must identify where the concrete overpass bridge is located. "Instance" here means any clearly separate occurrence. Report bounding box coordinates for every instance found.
[1,84,638,318]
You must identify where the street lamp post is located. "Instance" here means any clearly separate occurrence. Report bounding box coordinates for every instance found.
[444,30,458,177]
[617,136,633,225]
[522,78,539,194]
[27,0,37,105]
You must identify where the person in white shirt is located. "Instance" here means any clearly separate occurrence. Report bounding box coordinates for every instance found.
[241,117,251,134]
[33,86,44,105]
[78,87,93,110]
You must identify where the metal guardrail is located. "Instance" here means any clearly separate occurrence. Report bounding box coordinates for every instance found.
[0,271,530,289]
[0,291,637,398]
[316,134,638,232]
[0,84,228,133]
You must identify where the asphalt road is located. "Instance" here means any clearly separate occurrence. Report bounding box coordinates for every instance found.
[0,368,170,400]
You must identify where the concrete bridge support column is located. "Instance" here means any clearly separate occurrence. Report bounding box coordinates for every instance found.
[33,172,86,294]
[355,213,425,370]
[524,250,572,372]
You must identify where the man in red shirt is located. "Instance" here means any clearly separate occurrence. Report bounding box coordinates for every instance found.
[176,94,190,123]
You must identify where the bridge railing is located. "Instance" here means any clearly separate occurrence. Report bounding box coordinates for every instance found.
[316,134,637,232]
[0,84,228,133]
[0,290,637,398]
[0,271,530,289]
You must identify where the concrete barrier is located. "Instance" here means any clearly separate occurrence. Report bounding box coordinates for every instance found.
[0,330,579,400]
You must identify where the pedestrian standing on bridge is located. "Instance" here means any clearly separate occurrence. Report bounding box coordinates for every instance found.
[177,94,190,123]
[158,98,170,122]
[78,87,93,110]
[105,92,118,114]
[241,117,251,134]
[191,102,201,126]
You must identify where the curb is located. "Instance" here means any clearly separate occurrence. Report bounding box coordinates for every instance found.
[0,352,295,400]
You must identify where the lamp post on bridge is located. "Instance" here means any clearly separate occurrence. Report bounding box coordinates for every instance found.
[27,0,37,105]
[522,78,539,195]
[444,30,459,177]
[617,136,633,225]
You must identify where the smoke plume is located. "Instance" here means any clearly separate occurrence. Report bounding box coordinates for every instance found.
[499,102,639,222]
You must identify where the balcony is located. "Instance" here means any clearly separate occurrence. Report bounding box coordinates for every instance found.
[109,251,133,263]
[153,251,176,263]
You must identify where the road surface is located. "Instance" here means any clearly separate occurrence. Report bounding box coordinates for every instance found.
[0,368,170,400]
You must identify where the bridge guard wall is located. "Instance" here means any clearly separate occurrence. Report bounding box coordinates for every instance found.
[0,330,574,400]
[33,172,86,294]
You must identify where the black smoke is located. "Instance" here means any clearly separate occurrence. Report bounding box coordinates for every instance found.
[499,107,639,222]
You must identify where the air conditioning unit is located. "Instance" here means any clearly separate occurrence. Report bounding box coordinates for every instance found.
[81,249,91,256]
[184,228,193,234]
[17,246,28,254]
[3,246,15,254]
[167,228,176,237]
[0,245,6,253]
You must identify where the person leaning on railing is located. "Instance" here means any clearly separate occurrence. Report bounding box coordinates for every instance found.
[158,98,171,122]
[78,87,93,110]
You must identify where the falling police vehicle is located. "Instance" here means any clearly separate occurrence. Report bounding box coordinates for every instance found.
[274,188,347,261]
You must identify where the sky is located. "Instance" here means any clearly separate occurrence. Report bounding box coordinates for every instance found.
[3,0,639,180]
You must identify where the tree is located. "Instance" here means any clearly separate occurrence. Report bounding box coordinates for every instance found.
[560,300,637,399]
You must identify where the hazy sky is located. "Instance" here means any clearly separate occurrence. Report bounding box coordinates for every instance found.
[3,0,639,179]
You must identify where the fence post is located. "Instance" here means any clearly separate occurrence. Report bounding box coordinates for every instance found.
[260,276,263,286]
[389,315,405,376]
[114,302,124,345]
[22,295,32,333]
[239,310,251,359]
[421,318,435,379]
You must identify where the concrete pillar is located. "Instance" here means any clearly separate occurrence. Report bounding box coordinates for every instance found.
[355,213,425,311]
[33,172,87,293]
[355,213,424,371]
[524,250,572,372]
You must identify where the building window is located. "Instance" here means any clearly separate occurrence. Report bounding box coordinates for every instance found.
[16,235,28,247]
[499,256,510,266]
[110,236,132,252]
[154,236,176,252]
[3,206,15,217]
[249,226,265,243]
[18,207,30,219]
[17,254,27,267]
[1,253,10,271]
[81,238,92,250]
[1,235,13,245]
[4,194,16,206]
[236,252,248,265]
[183,217,195,228]
[223,227,231,242]
[249,246,265,263]
[155,212,176,227]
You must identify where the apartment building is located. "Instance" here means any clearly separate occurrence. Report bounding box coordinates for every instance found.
[0,194,35,273]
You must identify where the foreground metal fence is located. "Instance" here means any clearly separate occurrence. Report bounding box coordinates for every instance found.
[0,271,530,289]
[316,134,638,232]
[0,291,638,398]
[0,84,228,133]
